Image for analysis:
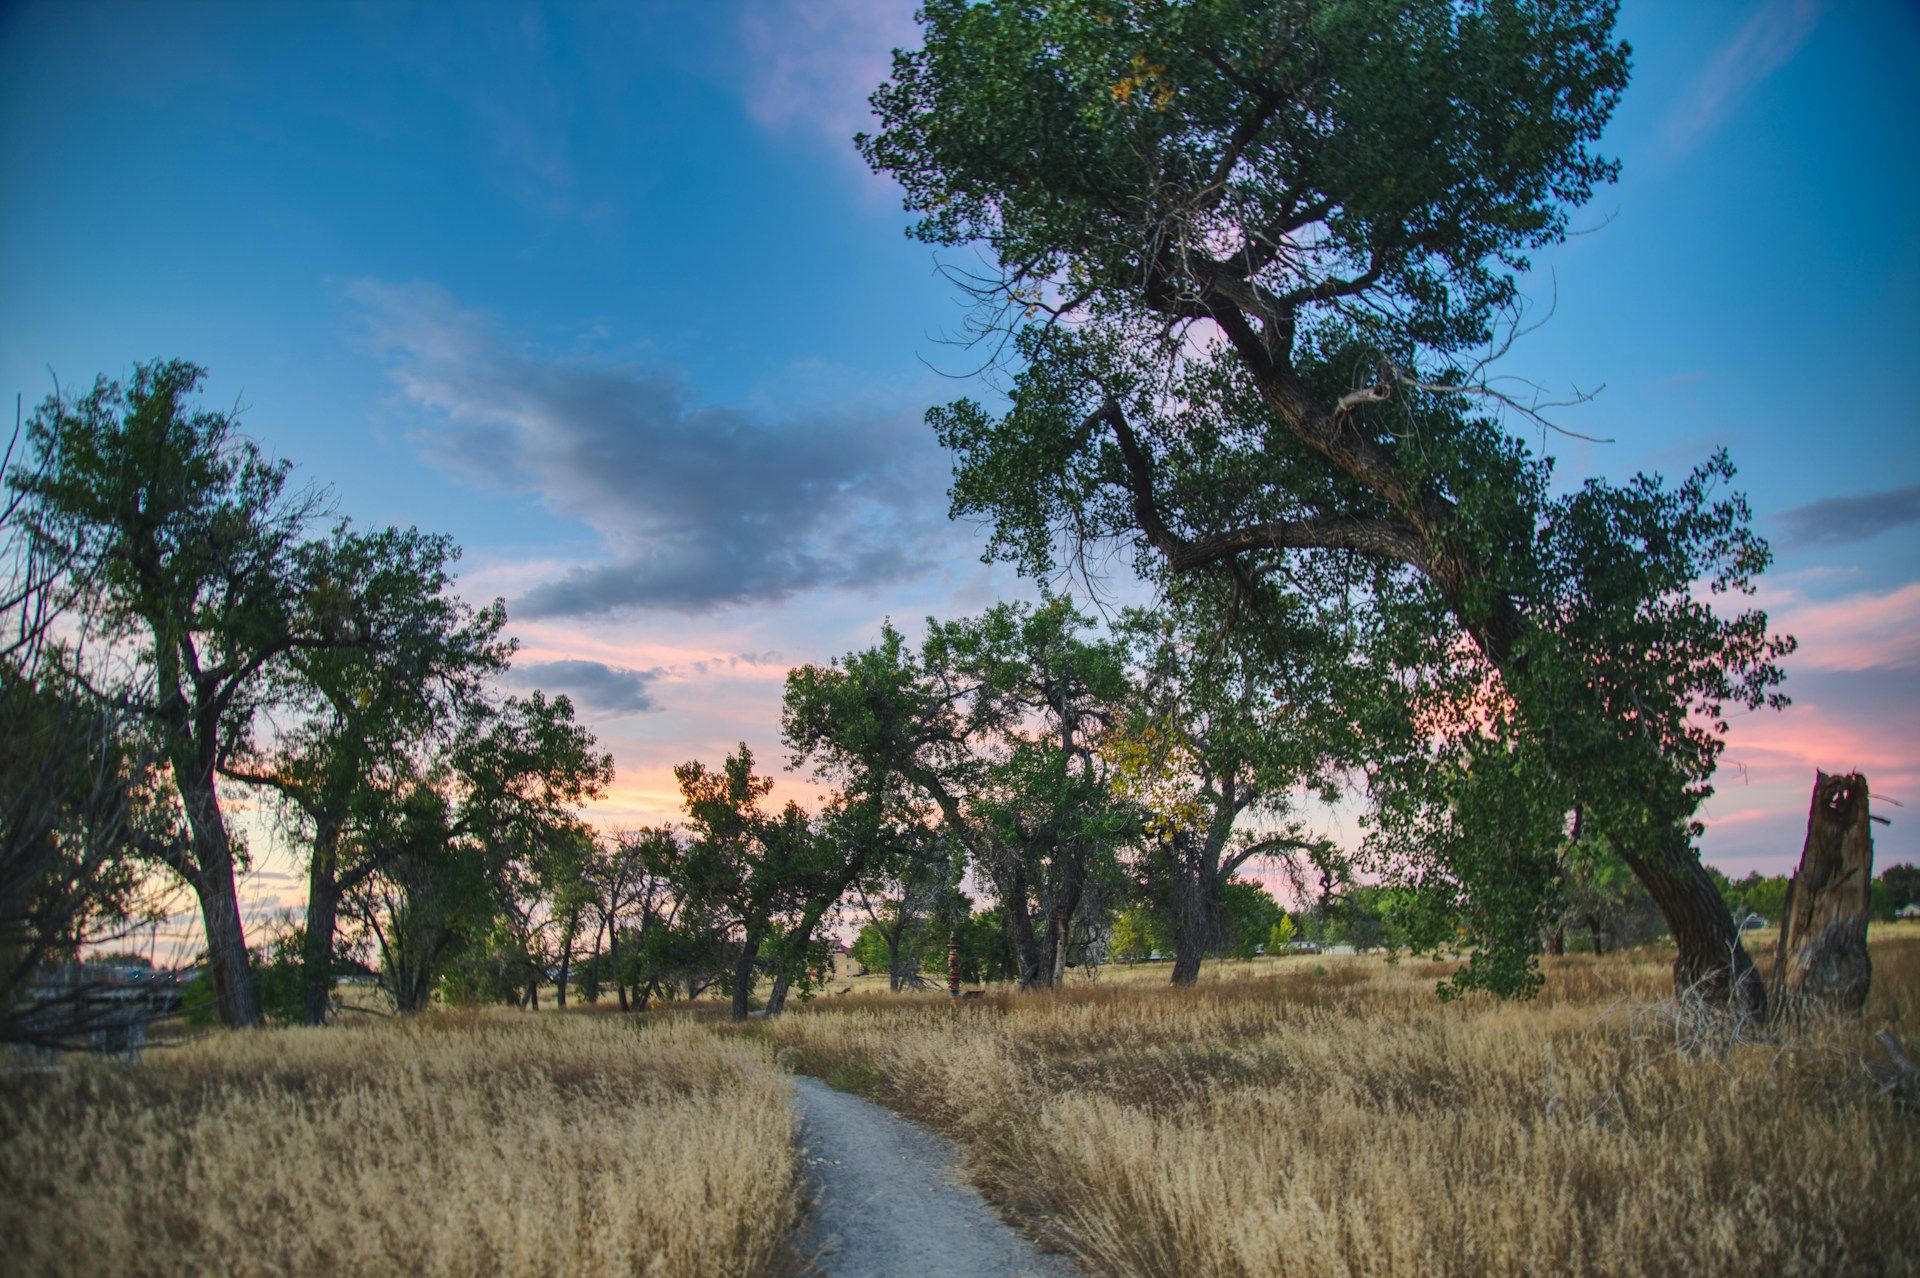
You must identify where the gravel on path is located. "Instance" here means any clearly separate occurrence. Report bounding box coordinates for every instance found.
[789,1075,1079,1278]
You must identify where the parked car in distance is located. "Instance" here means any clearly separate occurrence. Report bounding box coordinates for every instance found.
[1287,941,1321,955]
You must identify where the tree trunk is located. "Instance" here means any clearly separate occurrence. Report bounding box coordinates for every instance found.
[1170,863,1222,987]
[883,913,909,993]
[1169,928,1206,986]
[582,919,604,1004]
[1041,908,1066,988]
[299,820,342,1026]
[394,942,438,1014]
[1584,914,1608,957]
[555,946,572,1009]
[998,863,1046,989]
[1618,828,1764,1016]
[1036,858,1085,989]
[608,928,627,1011]
[766,897,835,1016]
[176,762,262,1028]
[1781,771,1875,1013]
[730,928,763,1021]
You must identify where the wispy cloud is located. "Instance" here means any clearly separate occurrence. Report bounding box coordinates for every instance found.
[736,0,919,180]
[1763,580,1920,673]
[1777,483,1920,549]
[1722,699,1919,790]
[1665,0,1823,157]
[346,277,952,618]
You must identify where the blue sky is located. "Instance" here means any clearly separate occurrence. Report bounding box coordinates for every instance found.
[3,0,1916,934]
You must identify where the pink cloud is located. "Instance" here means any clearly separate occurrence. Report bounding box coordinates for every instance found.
[1720,701,1918,793]
[1755,579,1920,673]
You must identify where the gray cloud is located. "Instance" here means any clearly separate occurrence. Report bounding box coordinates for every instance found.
[506,659,663,714]
[1776,484,1920,549]
[348,278,951,616]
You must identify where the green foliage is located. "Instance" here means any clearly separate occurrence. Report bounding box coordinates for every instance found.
[437,919,532,1008]
[920,907,1019,985]
[849,923,889,975]
[1109,907,1163,963]
[351,691,610,1012]
[1709,864,1915,925]
[1268,913,1298,952]
[864,0,1629,351]
[1879,863,1920,918]
[1718,872,1789,924]
[0,656,170,1027]
[1220,879,1282,959]
[790,600,1133,989]
[256,923,313,1024]
[863,0,1791,1004]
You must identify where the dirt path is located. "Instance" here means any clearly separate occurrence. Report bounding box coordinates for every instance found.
[789,1075,1079,1277]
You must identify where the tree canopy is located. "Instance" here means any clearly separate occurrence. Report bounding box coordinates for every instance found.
[862,0,1792,1003]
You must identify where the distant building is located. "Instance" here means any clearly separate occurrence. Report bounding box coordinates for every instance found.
[1897,903,1920,921]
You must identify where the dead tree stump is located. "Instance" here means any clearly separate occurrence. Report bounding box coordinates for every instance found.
[1776,771,1875,1013]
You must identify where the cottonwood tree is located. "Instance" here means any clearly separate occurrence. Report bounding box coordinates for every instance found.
[674,746,819,1020]
[926,600,1134,988]
[223,524,510,1023]
[583,826,733,1010]
[847,823,963,992]
[783,631,969,994]
[863,0,1791,1006]
[788,603,1132,990]
[678,745,897,1018]
[497,821,597,1009]
[577,827,662,1006]
[9,361,358,1026]
[1109,581,1348,984]
[351,691,609,1012]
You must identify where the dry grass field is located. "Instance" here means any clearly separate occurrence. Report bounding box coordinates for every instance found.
[761,927,1920,1277]
[0,1012,800,1278]
[3,932,1913,1278]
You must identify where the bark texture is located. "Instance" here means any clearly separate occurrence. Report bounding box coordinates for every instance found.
[730,931,762,1021]
[1780,771,1874,1013]
[175,756,263,1029]
[1617,828,1764,1015]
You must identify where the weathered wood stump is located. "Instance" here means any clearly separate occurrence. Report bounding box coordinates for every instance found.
[1775,771,1875,1013]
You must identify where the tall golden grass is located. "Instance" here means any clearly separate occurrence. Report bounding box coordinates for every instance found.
[761,930,1920,1277]
[6,934,1912,1277]
[0,1011,800,1278]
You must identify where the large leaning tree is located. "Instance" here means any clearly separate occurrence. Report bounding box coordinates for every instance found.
[862,0,1791,1006]
[11,361,347,1027]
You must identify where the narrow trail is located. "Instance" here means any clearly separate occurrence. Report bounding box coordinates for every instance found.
[788,1075,1080,1278]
